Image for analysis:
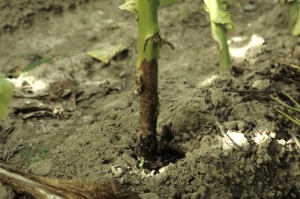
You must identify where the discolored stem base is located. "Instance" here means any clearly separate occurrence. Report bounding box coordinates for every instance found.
[135,59,159,163]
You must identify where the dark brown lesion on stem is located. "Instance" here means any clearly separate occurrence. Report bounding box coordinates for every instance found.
[135,59,159,165]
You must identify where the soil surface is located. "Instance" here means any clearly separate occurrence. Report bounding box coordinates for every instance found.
[1,0,300,198]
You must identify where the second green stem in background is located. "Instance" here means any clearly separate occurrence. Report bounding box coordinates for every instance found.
[204,0,235,71]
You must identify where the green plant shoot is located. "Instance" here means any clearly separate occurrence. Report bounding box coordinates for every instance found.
[120,0,175,165]
[0,78,13,119]
[282,0,300,36]
[204,0,235,70]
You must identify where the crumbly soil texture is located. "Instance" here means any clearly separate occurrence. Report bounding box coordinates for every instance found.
[0,0,300,198]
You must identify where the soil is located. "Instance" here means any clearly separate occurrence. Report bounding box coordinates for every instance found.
[0,0,300,198]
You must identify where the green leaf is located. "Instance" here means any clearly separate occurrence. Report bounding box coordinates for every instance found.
[204,0,236,30]
[0,78,13,119]
[212,10,236,30]
[159,0,176,6]
[119,0,137,15]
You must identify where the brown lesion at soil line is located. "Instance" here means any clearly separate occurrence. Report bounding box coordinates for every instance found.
[135,59,159,165]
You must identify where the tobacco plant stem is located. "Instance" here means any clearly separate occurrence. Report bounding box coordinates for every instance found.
[135,0,160,162]
[288,0,299,35]
[207,0,231,70]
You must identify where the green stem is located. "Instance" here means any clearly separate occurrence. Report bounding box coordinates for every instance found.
[213,23,231,71]
[0,78,13,119]
[136,0,160,68]
[288,0,299,34]
[206,0,231,70]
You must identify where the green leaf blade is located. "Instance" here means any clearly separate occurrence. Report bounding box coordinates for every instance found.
[119,0,138,15]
